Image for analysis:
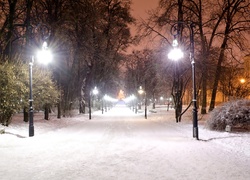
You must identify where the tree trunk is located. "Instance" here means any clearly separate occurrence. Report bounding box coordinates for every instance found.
[201,81,207,114]
[200,35,208,114]
[23,107,28,122]
[209,38,228,111]
[201,53,208,114]
[44,104,49,120]
[172,65,183,123]
[3,0,18,57]
[57,102,61,119]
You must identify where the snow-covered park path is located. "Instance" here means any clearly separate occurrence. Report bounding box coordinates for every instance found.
[1,104,250,180]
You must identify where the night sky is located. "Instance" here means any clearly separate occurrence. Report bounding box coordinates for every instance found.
[128,0,159,52]
[131,0,158,20]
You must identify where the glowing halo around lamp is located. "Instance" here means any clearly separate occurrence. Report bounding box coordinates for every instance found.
[37,42,52,65]
[168,48,184,61]
[240,78,246,84]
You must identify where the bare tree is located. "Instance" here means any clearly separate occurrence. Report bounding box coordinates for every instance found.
[220,62,250,100]
[0,0,20,57]
[209,0,250,111]
[138,0,250,116]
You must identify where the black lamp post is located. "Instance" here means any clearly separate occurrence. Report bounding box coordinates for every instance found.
[145,92,147,119]
[168,22,199,140]
[104,95,108,112]
[190,23,199,140]
[29,56,34,137]
[89,86,98,120]
[29,41,52,137]
[138,86,147,119]
[89,92,91,120]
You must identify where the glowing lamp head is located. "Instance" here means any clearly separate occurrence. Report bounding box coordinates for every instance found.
[168,48,184,61]
[37,42,52,65]
[138,86,144,95]
[168,38,184,61]
[93,87,98,95]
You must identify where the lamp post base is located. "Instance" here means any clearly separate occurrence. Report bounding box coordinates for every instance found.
[193,127,199,140]
[29,126,34,137]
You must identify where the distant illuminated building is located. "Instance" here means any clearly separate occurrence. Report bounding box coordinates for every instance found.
[118,90,125,100]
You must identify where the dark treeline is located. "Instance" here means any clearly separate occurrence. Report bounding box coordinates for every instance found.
[132,0,250,120]
[1,0,250,125]
[0,0,135,119]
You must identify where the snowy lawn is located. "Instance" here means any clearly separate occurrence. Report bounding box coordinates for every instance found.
[0,105,250,180]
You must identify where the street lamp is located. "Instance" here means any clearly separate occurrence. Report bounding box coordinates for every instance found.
[124,94,136,110]
[103,94,118,111]
[101,94,108,114]
[102,96,104,114]
[138,86,147,119]
[29,41,52,137]
[131,94,136,112]
[168,39,184,61]
[124,94,137,113]
[89,86,98,120]
[240,78,246,84]
[167,22,199,140]
[104,94,108,112]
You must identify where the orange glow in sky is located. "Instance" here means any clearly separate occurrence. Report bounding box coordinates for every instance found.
[131,0,158,20]
[128,0,159,53]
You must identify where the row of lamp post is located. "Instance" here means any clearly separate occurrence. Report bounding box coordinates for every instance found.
[123,94,136,112]
[102,94,110,114]
[88,86,118,120]
[124,87,147,119]
[28,21,198,140]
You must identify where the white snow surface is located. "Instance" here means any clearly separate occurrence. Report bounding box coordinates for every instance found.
[1,105,250,180]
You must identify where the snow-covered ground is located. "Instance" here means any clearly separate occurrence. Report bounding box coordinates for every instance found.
[1,104,250,180]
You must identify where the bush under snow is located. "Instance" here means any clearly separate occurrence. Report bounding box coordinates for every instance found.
[206,99,250,131]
